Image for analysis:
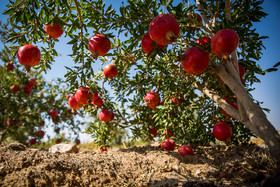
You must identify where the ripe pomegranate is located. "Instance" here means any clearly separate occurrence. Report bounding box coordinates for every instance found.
[164,129,174,139]
[144,91,160,109]
[104,64,118,78]
[68,95,83,109]
[49,109,58,118]
[29,139,36,146]
[211,29,239,58]
[178,145,194,156]
[187,13,203,30]
[181,47,209,75]
[10,85,19,92]
[99,109,114,122]
[23,84,33,94]
[92,96,103,108]
[97,146,107,153]
[195,36,211,53]
[44,23,64,39]
[75,86,98,105]
[28,78,37,87]
[150,128,158,137]
[88,34,111,58]
[221,101,238,118]
[55,128,60,133]
[141,32,165,54]
[17,44,41,72]
[212,121,232,141]
[35,130,45,138]
[55,139,61,144]
[161,139,175,151]
[6,61,14,70]
[149,14,180,46]
[76,139,81,145]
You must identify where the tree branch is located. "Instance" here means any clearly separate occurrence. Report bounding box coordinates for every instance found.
[196,0,212,31]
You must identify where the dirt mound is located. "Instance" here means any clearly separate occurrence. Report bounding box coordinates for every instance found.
[0,144,279,186]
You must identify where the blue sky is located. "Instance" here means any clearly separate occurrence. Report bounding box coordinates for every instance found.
[0,1,279,143]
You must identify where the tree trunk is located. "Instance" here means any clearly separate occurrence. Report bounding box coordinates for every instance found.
[216,64,280,161]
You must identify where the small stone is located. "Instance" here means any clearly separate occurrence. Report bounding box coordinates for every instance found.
[49,143,79,154]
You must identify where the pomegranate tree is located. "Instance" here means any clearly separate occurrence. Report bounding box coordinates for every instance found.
[75,86,98,105]
[211,29,239,58]
[212,121,232,141]
[161,139,175,151]
[104,64,118,78]
[17,44,41,72]
[149,14,180,46]
[178,145,194,156]
[88,34,111,58]
[144,91,160,109]
[44,23,64,39]
[141,32,165,54]
[181,47,209,75]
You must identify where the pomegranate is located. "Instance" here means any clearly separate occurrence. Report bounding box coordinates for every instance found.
[55,128,60,133]
[144,91,160,109]
[76,139,81,145]
[161,139,175,151]
[195,36,211,53]
[17,44,41,72]
[88,34,111,58]
[28,78,37,87]
[68,95,83,109]
[171,93,184,104]
[99,109,114,122]
[187,13,203,30]
[29,139,36,146]
[104,64,118,78]
[55,139,61,144]
[35,130,45,138]
[164,129,174,139]
[44,23,64,39]
[141,32,165,54]
[150,128,158,137]
[211,29,239,58]
[178,145,194,156]
[92,96,103,108]
[6,61,14,70]
[7,118,14,127]
[181,47,209,75]
[49,109,58,118]
[75,86,98,105]
[212,121,232,141]
[97,146,107,153]
[149,14,180,46]
[23,84,33,94]
[10,85,19,92]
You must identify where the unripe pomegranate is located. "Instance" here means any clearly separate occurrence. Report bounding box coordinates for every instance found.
[141,32,165,54]
[144,91,160,109]
[44,23,64,39]
[150,128,158,137]
[75,86,98,105]
[88,34,111,58]
[23,84,33,94]
[10,85,19,92]
[181,47,209,75]
[211,29,239,58]
[6,61,14,70]
[17,44,41,72]
[28,78,37,87]
[92,96,103,108]
[104,64,118,78]
[187,13,203,30]
[97,146,107,153]
[149,14,180,46]
[212,121,232,141]
[178,145,194,156]
[99,109,114,122]
[161,139,175,151]
[49,109,58,118]
[68,95,83,109]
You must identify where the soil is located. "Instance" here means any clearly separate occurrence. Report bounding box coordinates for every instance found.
[0,143,279,187]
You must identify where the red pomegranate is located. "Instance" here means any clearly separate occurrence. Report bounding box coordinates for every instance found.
[35,130,45,138]
[211,29,239,58]
[6,61,14,70]
[195,36,211,52]
[141,32,165,54]
[28,78,37,87]
[17,44,41,72]
[150,128,158,137]
[187,13,203,30]
[55,139,61,144]
[99,109,114,122]
[149,14,180,46]
[144,91,160,109]
[23,84,33,94]
[92,96,103,108]
[29,139,36,146]
[171,93,184,104]
[49,109,58,118]
[164,129,174,139]
[178,145,194,156]
[68,95,83,109]
[161,139,175,151]
[7,118,14,127]
[88,34,111,58]
[213,121,232,141]
[44,23,64,39]
[75,86,98,105]
[181,47,209,75]
[10,85,19,92]
[76,139,81,145]
[104,64,118,78]
[55,128,60,133]
[97,146,107,153]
